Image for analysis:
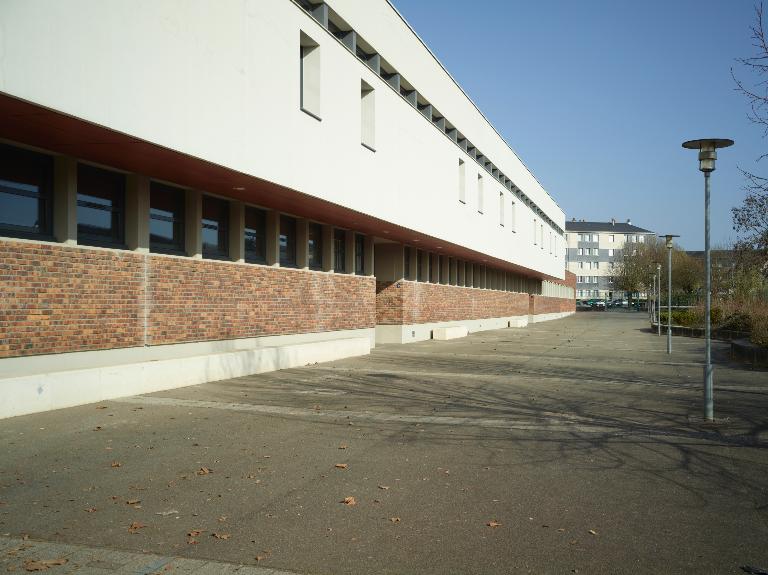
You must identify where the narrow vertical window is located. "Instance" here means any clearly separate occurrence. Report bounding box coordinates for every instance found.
[361,80,375,150]
[0,143,54,239]
[355,233,365,274]
[149,181,185,254]
[244,206,267,264]
[279,215,297,267]
[549,231,552,254]
[540,224,544,249]
[533,218,537,244]
[333,229,346,273]
[201,195,229,259]
[477,174,484,214]
[510,201,516,231]
[499,192,504,226]
[458,160,466,203]
[308,222,323,270]
[300,32,321,119]
[416,250,423,281]
[77,163,126,247]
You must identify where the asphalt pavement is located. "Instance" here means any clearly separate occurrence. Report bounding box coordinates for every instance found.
[1,311,766,574]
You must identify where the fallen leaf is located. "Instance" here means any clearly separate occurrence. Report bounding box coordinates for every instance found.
[334,464,348,470]
[211,533,230,540]
[84,507,97,513]
[377,485,390,490]
[126,499,141,505]
[93,426,102,431]
[96,406,108,409]
[588,529,597,536]
[218,516,227,523]
[110,461,121,468]
[187,539,198,545]
[155,510,178,516]
[127,521,145,534]
[196,467,212,475]
[557,528,566,532]
[188,530,204,537]
[338,444,348,450]
[341,496,357,506]
[255,555,267,561]
[22,558,68,571]
[487,520,502,528]
[390,517,401,523]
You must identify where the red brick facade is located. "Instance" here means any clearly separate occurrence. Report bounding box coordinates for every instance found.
[529,294,576,315]
[0,240,375,359]
[376,281,530,325]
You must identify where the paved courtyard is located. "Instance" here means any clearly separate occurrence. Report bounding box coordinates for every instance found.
[1,312,767,574]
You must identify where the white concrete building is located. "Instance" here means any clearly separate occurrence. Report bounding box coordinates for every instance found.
[0,0,574,418]
[565,219,655,300]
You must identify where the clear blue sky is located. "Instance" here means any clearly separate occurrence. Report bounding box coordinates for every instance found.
[389,0,762,250]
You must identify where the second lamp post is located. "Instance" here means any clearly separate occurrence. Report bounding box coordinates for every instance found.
[660,234,679,354]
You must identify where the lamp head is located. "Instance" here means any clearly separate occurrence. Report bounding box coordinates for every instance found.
[659,234,679,249]
[682,138,734,173]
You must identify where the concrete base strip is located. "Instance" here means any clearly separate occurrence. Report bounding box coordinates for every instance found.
[0,535,297,574]
[0,337,371,420]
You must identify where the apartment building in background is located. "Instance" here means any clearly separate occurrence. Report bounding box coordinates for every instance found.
[0,0,574,418]
[565,219,655,300]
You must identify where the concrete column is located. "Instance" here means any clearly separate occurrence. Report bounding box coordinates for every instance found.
[296,218,309,269]
[185,189,202,258]
[54,156,77,245]
[228,201,245,262]
[126,174,149,252]
[266,210,280,266]
[345,230,355,274]
[364,236,375,276]
[322,224,334,272]
[440,256,449,285]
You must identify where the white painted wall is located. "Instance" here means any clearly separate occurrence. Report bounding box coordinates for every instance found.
[0,0,566,279]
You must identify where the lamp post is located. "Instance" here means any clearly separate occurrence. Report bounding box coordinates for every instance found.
[659,235,679,354]
[682,138,734,421]
[656,263,662,336]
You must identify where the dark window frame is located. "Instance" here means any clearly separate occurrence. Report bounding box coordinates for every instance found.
[333,229,346,273]
[244,206,268,265]
[308,222,323,271]
[354,233,365,275]
[149,181,186,255]
[0,144,54,241]
[279,214,297,268]
[77,163,126,248]
[201,195,230,260]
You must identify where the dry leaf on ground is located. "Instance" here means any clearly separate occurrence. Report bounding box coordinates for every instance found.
[377,485,390,490]
[127,521,145,534]
[486,520,502,528]
[341,496,357,506]
[188,530,204,537]
[22,558,68,571]
[125,499,141,505]
[84,507,97,513]
[196,467,212,475]
[390,517,401,523]
[211,533,231,540]
[110,461,121,468]
[588,529,597,536]
[338,444,348,449]
[334,464,348,469]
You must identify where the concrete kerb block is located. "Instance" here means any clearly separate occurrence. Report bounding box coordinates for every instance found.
[432,326,469,340]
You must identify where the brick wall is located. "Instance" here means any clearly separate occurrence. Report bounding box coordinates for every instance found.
[529,294,576,315]
[0,240,375,359]
[376,280,529,325]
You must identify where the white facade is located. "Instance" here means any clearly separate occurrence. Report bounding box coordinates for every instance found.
[565,221,655,299]
[0,0,565,279]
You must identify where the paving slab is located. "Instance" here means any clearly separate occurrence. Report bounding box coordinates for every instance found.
[0,312,766,574]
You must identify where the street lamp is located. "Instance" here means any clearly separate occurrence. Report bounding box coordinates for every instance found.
[682,138,734,421]
[659,234,679,354]
[656,263,662,336]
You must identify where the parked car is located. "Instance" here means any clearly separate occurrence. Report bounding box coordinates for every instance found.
[585,298,606,310]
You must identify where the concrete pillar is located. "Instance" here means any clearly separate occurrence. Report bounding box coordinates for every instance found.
[345,230,355,274]
[364,236,375,276]
[126,174,150,253]
[266,210,280,266]
[440,255,449,285]
[296,218,309,269]
[185,189,202,258]
[322,224,334,272]
[229,201,245,263]
[54,156,77,245]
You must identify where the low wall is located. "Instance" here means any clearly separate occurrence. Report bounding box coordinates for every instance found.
[529,294,576,316]
[376,280,529,325]
[0,239,376,359]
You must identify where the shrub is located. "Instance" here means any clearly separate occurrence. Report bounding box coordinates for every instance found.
[751,310,768,348]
